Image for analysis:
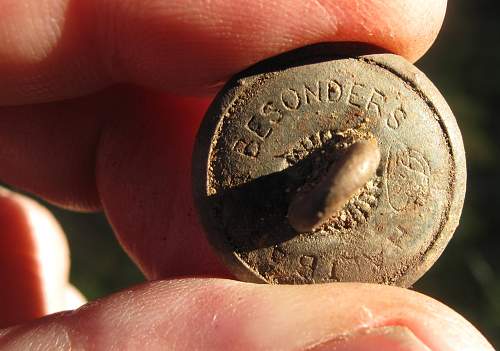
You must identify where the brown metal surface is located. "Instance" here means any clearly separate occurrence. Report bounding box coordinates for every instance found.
[288,138,381,233]
[192,53,466,287]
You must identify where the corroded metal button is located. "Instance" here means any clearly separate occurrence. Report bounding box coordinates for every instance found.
[192,53,466,287]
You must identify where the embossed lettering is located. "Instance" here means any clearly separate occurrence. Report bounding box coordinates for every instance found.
[387,106,407,129]
[281,88,301,110]
[327,80,342,102]
[272,79,413,135]
[247,102,283,139]
[366,89,386,117]
[329,261,340,281]
[233,139,260,158]
[276,129,336,166]
[347,83,366,108]
[297,255,317,279]
[271,246,286,263]
[304,82,321,104]
[247,115,272,138]
[276,80,392,117]
[261,101,283,123]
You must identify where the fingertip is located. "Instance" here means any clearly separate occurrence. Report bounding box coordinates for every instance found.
[0,189,45,328]
[332,0,448,62]
[111,0,449,92]
[389,0,448,62]
[0,189,71,328]
[0,0,448,102]
[0,279,493,350]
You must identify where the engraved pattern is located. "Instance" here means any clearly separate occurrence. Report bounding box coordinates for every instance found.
[388,225,407,249]
[233,139,261,158]
[277,129,383,231]
[386,143,431,212]
[296,255,318,280]
[325,177,383,230]
[197,56,462,287]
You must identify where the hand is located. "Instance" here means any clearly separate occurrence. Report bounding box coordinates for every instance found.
[0,0,494,349]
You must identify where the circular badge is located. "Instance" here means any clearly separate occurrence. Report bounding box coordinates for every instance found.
[193,54,466,287]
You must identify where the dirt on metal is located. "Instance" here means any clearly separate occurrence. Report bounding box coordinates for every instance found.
[192,52,466,287]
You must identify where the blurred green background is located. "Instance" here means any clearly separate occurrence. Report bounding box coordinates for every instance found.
[40,0,499,347]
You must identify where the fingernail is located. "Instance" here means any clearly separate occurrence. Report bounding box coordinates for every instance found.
[308,326,431,351]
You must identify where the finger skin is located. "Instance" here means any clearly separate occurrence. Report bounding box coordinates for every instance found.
[0,189,71,328]
[0,90,230,278]
[0,192,44,328]
[96,93,230,279]
[0,93,108,211]
[0,0,447,104]
[0,279,493,350]
[0,1,448,278]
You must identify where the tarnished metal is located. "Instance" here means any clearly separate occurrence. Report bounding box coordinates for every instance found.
[288,138,381,233]
[192,52,466,287]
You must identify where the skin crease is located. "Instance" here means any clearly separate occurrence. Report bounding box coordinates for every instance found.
[0,0,494,349]
[0,279,494,350]
[0,0,449,278]
[0,0,446,104]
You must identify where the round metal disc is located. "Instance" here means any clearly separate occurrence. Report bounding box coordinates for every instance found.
[192,53,466,287]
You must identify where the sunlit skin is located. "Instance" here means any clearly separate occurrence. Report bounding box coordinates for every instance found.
[0,0,494,349]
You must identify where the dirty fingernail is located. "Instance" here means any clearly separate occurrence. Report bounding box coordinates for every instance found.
[308,326,430,351]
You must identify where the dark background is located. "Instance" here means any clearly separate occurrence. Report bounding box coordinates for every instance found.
[43,0,500,347]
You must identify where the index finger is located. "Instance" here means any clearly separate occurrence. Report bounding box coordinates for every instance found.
[0,0,447,105]
[0,0,449,280]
